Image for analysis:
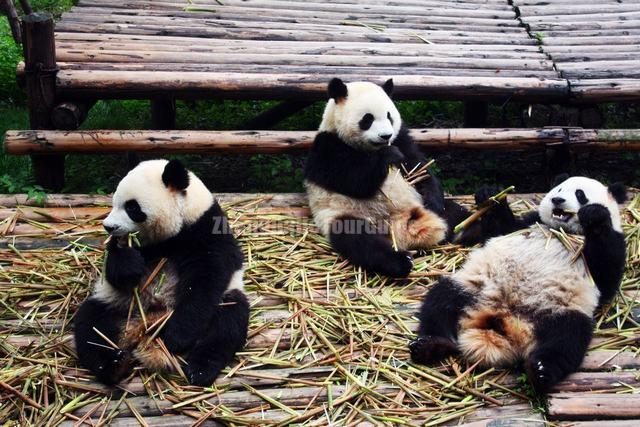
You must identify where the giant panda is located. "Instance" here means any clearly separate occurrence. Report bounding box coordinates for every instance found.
[74,159,249,386]
[409,175,627,393]
[304,78,471,278]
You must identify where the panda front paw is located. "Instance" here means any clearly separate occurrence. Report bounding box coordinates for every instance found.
[106,241,146,291]
[379,145,405,167]
[184,360,222,387]
[474,185,508,207]
[578,204,612,234]
[93,349,133,386]
[409,335,458,365]
[377,251,413,278]
[525,355,564,394]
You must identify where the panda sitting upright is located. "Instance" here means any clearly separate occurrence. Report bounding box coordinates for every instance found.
[410,175,627,393]
[74,159,249,386]
[304,78,470,278]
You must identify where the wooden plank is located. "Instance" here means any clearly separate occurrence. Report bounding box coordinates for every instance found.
[569,79,640,102]
[53,50,552,71]
[7,128,640,156]
[53,22,535,45]
[548,393,640,420]
[45,63,558,79]
[52,71,568,101]
[552,371,640,392]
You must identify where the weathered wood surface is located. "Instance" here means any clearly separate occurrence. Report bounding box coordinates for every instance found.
[1,192,639,425]
[26,0,573,102]
[5,128,640,155]
[513,0,640,101]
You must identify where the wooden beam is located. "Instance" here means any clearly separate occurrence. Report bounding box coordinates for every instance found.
[22,12,65,191]
[548,393,640,420]
[5,128,640,155]
[51,100,96,130]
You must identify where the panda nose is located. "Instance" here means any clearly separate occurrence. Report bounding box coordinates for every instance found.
[379,133,392,141]
[551,197,565,206]
[104,224,118,233]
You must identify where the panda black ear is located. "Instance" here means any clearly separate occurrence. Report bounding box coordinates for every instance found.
[162,160,190,191]
[382,79,394,97]
[608,182,627,204]
[328,78,348,102]
[552,173,570,188]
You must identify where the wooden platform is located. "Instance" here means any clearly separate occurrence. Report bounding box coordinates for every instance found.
[11,0,635,103]
[30,0,570,102]
[1,192,639,425]
[514,0,640,102]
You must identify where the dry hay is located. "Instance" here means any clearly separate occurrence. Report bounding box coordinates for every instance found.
[0,193,638,426]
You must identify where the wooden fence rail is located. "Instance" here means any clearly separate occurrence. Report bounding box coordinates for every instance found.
[4,128,640,155]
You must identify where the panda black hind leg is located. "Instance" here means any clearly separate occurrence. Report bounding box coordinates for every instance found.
[74,298,132,385]
[525,310,593,393]
[329,215,413,278]
[410,277,475,365]
[184,289,250,386]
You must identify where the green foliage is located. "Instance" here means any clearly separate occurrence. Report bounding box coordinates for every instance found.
[248,155,304,192]
[0,19,24,103]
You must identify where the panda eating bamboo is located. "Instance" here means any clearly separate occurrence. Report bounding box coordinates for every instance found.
[410,175,627,393]
[74,159,249,386]
[304,78,473,278]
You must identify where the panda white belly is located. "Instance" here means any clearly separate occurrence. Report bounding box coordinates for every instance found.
[452,227,599,366]
[305,168,447,250]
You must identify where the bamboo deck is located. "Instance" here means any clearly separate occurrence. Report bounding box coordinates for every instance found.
[17,0,636,103]
[513,0,640,102]
[1,192,639,425]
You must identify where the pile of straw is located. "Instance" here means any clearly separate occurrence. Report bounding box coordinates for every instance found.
[0,194,638,425]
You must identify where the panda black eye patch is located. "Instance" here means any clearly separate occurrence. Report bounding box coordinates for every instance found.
[359,113,374,130]
[124,199,147,223]
[575,189,589,205]
[387,112,393,124]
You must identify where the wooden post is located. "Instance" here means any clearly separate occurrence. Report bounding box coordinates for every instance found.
[22,13,65,191]
[51,100,96,130]
[151,97,176,130]
[18,0,33,15]
[463,101,489,127]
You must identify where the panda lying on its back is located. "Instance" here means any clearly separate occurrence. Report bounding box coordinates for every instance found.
[304,78,471,278]
[410,175,627,393]
[74,160,249,386]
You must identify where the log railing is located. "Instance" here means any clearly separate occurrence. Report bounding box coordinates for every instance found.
[4,128,640,155]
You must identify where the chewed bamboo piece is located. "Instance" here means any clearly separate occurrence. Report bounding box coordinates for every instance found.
[453,186,516,234]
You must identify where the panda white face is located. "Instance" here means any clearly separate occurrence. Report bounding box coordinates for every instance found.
[319,78,402,150]
[103,160,213,244]
[539,176,623,234]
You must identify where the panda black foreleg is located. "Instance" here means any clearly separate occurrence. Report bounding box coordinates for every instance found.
[105,238,146,292]
[184,289,250,386]
[74,298,132,385]
[409,277,475,365]
[578,204,626,304]
[525,310,593,394]
[329,215,413,278]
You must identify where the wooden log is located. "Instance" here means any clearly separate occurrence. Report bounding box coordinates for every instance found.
[569,79,640,102]
[547,393,640,420]
[22,12,65,192]
[61,416,221,427]
[50,63,558,79]
[53,33,542,52]
[1,0,22,44]
[59,12,527,36]
[556,422,640,427]
[51,100,96,130]
[76,0,517,19]
[6,128,640,155]
[53,22,535,46]
[53,49,553,71]
[52,71,568,102]
[552,371,640,392]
